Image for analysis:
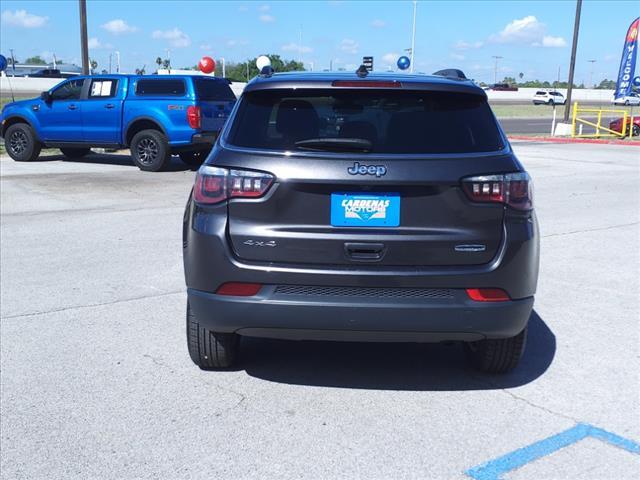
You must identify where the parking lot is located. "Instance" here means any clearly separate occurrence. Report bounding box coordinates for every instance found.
[1,141,638,479]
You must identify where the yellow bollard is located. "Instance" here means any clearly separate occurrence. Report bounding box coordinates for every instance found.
[572,102,578,137]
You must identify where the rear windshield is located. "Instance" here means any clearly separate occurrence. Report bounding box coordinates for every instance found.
[135,79,185,96]
[227,89,504,154]
[194,78,236,101]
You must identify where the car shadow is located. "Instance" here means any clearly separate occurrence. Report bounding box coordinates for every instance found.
[238,310,555,391]
[37,152,196,171]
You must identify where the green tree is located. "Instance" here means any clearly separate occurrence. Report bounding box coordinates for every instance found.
[596,79,616,89]
[24,55,47,65]
[90,59,98,72]
[225,54,305,82]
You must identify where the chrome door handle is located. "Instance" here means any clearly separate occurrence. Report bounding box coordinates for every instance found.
[68,104,77,110]
[105,104,115,109]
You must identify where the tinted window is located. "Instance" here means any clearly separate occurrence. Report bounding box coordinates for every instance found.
[228,89,504,154]
[136,79,185,96]
[535,91,546,95]
[89,79,118,98]
[194,78,236,101]
[51,79,85,100]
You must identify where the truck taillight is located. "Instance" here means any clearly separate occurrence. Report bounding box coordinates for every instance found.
[462,172,533,210]
[193,166,274,205]
[187,106,201,129]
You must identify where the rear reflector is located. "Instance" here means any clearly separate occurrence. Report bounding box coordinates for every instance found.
[332,80,401,88]
[187,105,201,129]
[466,288,510,302]
[216,282,262,296]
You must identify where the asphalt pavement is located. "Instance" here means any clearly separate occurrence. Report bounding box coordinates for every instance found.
[1,144,639,479]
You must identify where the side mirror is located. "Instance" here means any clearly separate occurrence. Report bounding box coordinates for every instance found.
[40,91,51,102]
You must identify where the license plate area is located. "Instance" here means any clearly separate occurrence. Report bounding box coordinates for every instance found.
[330,193,400,227]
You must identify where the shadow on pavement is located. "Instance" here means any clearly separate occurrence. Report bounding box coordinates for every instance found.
[240,310,555,391]
[36,152,195,171]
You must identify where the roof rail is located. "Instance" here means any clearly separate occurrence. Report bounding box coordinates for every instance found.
[432,68,467,80]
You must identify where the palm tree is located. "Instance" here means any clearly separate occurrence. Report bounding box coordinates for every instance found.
[155,56,162,72]
[90,59,98,73]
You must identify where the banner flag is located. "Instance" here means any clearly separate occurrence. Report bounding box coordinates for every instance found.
[615,17,639,100]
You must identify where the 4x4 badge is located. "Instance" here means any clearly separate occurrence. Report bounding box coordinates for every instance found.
[347,162,387,177]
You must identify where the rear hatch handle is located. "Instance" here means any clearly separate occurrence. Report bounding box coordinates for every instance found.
[344,242,386,262]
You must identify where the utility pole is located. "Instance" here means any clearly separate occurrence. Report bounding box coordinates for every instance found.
[587,59,596,88]
[492,55,503,84]
[115,51,120,73]
[109,53,112,74]
[78,0,90,74]
[410,0,417,73]
[563,0,582,122]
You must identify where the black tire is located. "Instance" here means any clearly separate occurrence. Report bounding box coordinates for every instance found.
[60,147,91,158]
[548,99,555,106]
[4,123,41,162]
[179,148,210,167]
[624,100,630,106]
[130,129,171,172]
[465,327,527,373]
[186,302,239,369]
[632,125,639,137]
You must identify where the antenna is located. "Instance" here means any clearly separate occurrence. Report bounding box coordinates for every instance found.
[356,65,369,78]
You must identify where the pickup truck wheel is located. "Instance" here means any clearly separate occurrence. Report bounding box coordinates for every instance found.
[465,327,527,373]
[130,129,171,172]
[5,123,41,162]
[179,149,210,167]
[632,125,640,137]
[60,147,91,158]
[186,302,239,369]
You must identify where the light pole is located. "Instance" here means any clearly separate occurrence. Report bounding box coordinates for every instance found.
[492,55,503,85]
[410,0,417,73]
[563,0,582,122]
[588,59,596,88]
[219,57,226,78]
[115,51,120,73]
[78,0,89,75]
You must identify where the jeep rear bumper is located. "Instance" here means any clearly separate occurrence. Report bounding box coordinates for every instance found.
[187,286,533,342]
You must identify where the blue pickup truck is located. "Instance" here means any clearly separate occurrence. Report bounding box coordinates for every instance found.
[0,74,236,171]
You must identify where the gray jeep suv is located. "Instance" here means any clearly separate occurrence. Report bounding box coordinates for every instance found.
[182,69,539,373]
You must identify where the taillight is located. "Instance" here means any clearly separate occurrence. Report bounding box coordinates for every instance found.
[187,105,201,129]
[193,166,274,205]
[462,172,533,210]
[216,282,263,296]
[466,288,510,302]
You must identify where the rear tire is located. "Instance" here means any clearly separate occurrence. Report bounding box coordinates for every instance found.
[186,302,239,369]
[130,129,171,172]
[466,327,527,373]
[60,147,91,158]
[5,123,41,162]
[632,125,639,137]
[179,148,210,167]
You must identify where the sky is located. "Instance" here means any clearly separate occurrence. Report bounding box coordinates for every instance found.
[1,0,638,85]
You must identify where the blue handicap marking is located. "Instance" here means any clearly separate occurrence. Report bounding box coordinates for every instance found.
[466,423,640,480]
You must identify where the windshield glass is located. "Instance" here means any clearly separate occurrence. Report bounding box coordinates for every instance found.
[227,88,504,154]
[194,78,236,101]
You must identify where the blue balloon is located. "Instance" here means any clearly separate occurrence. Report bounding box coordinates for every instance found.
[397,56,410,70]
[633,76,640,87]
[0,54,7,72]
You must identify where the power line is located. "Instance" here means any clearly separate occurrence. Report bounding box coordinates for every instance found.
[492,55,503,84]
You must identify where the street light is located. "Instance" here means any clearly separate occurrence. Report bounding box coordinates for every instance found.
[410,0,417,73]
[588,59,596,88]
[492,55,503,85]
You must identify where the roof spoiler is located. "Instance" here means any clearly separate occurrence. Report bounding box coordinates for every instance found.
[432,69,467,80]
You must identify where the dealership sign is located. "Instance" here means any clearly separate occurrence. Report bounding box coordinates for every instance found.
[615,17,640,100]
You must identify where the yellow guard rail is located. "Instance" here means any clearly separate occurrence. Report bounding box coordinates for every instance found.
[571,102,633,138]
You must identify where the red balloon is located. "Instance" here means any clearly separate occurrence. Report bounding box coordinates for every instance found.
[198,56,216,74]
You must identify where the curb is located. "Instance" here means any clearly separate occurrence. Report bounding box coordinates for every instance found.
[508,135,640,146]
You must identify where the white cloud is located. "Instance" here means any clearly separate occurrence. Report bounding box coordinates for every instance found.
[200,43,212,51]
[489,15,566,48]
[88,37,112,50]
[259,4,271,12]
[152,28,191,48]
[226,39,249,48]
[454,40,483,50]
[371,19,385,28]
[1,9,48,28]
[259,14,275,23]
[340,38,359,54]
[382,53,400,65]
[540,35,567,48]
[101,19,137,35]
[281,42,313,54]
[238,5,249,12]
[450,53,465,61]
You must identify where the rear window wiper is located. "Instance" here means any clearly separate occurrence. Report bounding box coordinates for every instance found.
[294,137,372,152]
